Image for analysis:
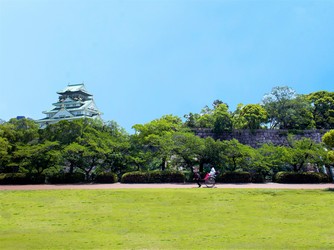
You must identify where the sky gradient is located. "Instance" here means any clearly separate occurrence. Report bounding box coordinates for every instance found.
[1,0,333,132]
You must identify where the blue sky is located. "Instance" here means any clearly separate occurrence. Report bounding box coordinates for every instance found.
[1,0,333,132]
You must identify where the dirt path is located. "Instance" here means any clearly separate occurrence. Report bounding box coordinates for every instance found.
[1,182,334,190]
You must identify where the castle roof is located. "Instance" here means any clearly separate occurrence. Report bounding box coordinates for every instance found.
[57,83,92,96]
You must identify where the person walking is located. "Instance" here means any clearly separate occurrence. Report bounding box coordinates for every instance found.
[193,171,202,188]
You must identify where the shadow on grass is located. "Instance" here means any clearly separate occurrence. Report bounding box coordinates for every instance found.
[324,188,334,192]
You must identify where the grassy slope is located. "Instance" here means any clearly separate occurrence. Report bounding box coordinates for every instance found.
[0,189,333,249]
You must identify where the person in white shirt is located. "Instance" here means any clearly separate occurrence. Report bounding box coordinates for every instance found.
[209,166,216,177]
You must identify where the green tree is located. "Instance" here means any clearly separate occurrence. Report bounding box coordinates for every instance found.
[79,143,107,181]
[184,100,230,130]
[76,122,114,180]
[257,143,290,175]
[132,115,184,170]
[39,120,84,145]
[56,119,122,180]
[0,118,40,172]
[62,142,86,174]
[0,136,11,172]
[283,96,315,129]
[1,118,39,146]
[220,139,253,171]
[232,103,248,129]
[307,91,334,129]
[63,138,108,181]
[99,126,131,176]
[242,146,270,176]
[172,132,205,170]
[197,106,215,129]
[212,103,232,134]
[322,130,334,165]
[127,138,155,171]
[263,87,315,129]
[262,86,297,129]
[184,112,201,128]
[199,137,224,172]
[14,141,61,174]
[103,120,129,138]
[239,104,268,129]
[102,143,131,175]
[284,135,326,172]
[322,130,334,148]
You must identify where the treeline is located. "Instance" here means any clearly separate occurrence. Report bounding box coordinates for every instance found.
[184,86,334,132]
[0,86,333,184]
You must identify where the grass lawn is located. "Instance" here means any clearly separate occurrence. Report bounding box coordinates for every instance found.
[0,188,333,249]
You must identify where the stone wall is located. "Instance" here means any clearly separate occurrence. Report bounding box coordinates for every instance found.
[194,129,329,148]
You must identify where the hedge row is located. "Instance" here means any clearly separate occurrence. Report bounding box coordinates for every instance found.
[214,171,265,183]
[0,171,331,184]
[0,172,118,185]
[219,171,251,183]
[94,172,118,183]
[191,171,265,183]
[47,172,86,184]
[0,173,45,185]
[273,172,331,183]
[121,170,185,183]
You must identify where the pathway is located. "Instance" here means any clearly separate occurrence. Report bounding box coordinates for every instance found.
[1,182,334,190]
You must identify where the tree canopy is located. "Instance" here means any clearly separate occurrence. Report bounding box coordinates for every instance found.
[0,86,333,182]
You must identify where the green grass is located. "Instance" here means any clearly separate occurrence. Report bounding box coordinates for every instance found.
[1,189,333,249]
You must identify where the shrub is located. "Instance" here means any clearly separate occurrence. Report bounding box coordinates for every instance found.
[94,172,118,183]
[183,170,193,182]
[149,170,185,183]
[121,170,185,183]
[250,173,266,183]
[121,171,148,183]
[218,171,251,183]
[27,174,46,184]
[147,171,163,183]
[273,172,331,184]
[47,172,85,184]
[0,173,45,185]
[167,170,185,183]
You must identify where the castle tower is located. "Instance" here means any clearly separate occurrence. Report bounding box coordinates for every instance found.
[36,83,103,128]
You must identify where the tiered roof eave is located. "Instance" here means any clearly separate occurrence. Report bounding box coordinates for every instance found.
[56,83,92,96]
